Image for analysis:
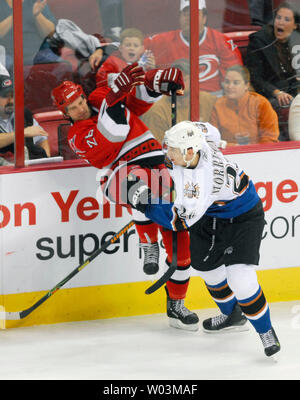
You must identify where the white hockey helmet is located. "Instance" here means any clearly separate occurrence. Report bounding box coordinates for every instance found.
[164,121,205,167]
[164,121,205,154]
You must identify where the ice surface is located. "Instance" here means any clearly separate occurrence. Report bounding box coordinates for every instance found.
[0,301,299,380]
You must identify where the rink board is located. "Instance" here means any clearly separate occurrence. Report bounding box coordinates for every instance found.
[1,145,300,328]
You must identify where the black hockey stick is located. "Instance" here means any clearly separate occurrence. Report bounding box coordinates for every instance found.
[171,89,177,127]
[145,90,178,295]
[6,220,135,320]
[145,230,177,294]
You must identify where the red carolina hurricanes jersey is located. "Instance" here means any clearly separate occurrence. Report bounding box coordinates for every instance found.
[144,27,242,93]
[67,86,163,171]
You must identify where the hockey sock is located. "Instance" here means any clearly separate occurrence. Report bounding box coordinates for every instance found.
[205,279,237,315]
[166,261,191,300]
[135,221,159,243]
[237,286,271,334]
[226,264,272,334]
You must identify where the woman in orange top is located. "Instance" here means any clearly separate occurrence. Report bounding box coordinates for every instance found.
[210,65,279,146]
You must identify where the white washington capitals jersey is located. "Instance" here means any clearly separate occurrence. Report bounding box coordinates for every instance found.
[145,124,260,231]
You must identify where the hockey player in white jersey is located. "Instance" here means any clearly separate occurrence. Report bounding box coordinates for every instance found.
[134,120,280,359]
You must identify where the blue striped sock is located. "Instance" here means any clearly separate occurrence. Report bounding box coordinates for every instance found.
[238,286,271,333]
[206,279,237,316]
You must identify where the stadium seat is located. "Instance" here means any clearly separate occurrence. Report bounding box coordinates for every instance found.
[24,62,74,114]
[47,0,103,34]
[58,123,79,160]
[34,111,69,157]
[123,0,180,36]
[225,30,257,62]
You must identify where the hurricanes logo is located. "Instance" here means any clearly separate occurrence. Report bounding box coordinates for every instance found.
[183,182,200,199]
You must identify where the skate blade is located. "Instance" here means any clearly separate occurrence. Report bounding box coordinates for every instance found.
[267,350,280,363]
[169,318,199,332]
[270,353,279,363]
[203,323,249,334]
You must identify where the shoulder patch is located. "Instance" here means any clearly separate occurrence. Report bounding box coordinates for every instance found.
[164,156,173,169]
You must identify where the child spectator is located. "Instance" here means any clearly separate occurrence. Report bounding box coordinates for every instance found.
[96,28,155,88]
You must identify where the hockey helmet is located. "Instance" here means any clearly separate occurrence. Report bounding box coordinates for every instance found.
[164,121,205,156]
[51,81,85,113]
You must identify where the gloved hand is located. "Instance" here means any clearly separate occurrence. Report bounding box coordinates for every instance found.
[106,62,145,106]
[144,67,185,96]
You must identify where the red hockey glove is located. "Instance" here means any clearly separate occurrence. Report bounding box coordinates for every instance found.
[106,62,145,106]
[144,67,185,96]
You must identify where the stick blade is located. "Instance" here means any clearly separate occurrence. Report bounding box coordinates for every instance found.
[145,265,176,295]
[5,311,21,320]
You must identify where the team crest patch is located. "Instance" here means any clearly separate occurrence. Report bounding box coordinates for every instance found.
[184,182,200,199]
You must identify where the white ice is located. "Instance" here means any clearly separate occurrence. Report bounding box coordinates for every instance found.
[0,301,299,380]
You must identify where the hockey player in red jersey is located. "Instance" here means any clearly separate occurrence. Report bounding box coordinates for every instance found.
[144,0,243,95]
[52,63,199,331]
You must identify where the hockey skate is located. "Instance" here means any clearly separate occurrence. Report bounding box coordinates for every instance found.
[140,242,159,275]
[165,287,199,331]
[202,303,248,333]
[259,327,281,360]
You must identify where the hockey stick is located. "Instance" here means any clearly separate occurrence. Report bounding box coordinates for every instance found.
[171,89,177,127]
[145,230,177,294]
[145,90,178,295]
[5,220,135,320]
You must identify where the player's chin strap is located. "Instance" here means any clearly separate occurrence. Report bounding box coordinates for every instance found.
[183,150,199,168]
[183,154,194,168]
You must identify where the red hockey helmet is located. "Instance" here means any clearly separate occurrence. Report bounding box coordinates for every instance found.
[51,81,85,113]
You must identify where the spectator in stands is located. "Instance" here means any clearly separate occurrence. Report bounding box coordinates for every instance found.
[288,93,300,140]
[142,58,217,143]
[143,0,243,96]
[209,65,279,145]
[0,75,50,164]
[245,2,300,139]
[0,0,60,71]
[96,28,155,88]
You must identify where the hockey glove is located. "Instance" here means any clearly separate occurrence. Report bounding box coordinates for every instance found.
[124,173,152,213]
[144,67,185,96]
[106,63,145,106]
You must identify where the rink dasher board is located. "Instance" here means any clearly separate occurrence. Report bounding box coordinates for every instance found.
[0,147,299,326]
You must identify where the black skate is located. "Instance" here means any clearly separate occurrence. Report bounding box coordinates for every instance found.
[259,327,281,359]
[166,287,199,331]
[202,303,248,333]
[140,242,159,275]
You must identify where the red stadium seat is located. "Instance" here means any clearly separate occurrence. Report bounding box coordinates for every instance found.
[58,123,79,160]
[34,111,69,157]
[24,62,74,114]
[225,30,258,62]
[47,0,103,34]
[223,0,252,32]
[123,0,180,36]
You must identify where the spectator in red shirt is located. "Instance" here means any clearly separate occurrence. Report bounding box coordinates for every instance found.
[144,0,243,95]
